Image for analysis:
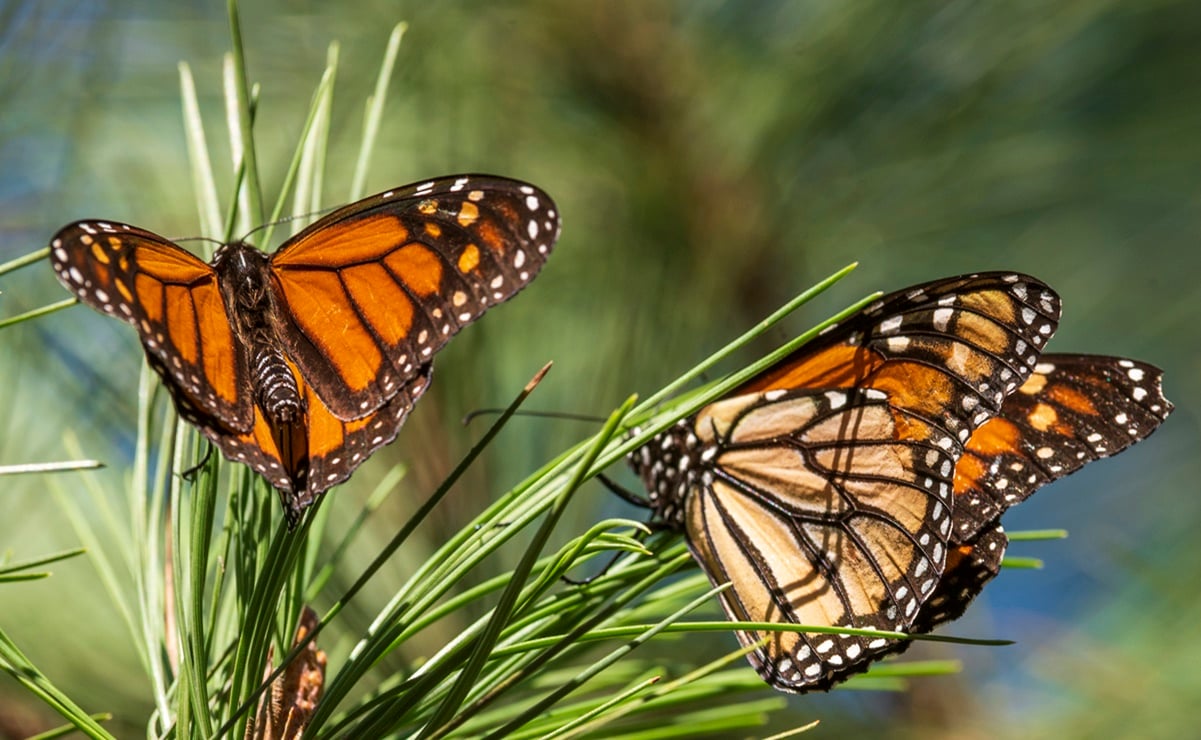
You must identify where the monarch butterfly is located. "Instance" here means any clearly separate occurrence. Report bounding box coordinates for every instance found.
[50,174,560,525]
[627,273,1171,692]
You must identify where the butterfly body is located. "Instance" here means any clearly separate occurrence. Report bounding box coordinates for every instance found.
[630,419,695,528]
[209,243,297,416]
[51,174,560,524]
[209,241,310,494]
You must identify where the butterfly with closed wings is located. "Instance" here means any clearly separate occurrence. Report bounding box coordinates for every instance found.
[627,273,1171,692]
[51,174,560,525]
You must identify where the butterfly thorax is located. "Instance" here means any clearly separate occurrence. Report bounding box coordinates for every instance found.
[213,243,304,425]
[628,420,708,529]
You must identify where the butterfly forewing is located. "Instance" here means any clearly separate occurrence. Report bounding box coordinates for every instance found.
[269,174,559,420]
[872,354,1172,662]
[740,273,1062,446]
[49,222,254,432]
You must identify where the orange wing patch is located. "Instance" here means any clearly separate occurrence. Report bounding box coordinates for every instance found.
[136,273,165,322]
[89,240,111,264]
[739,345,881,393]
[274,214,410,266]
[341,263,415,346]
[272,269,385,395]
[1044,383,1099,416]
[385,243,443,296]
[458,244,481,274]
[1025,402,1060,433]
[473,218,510,257]
[165,285,200,365]
[456,201,479,227]
[49,221,253,432]
[192,284,240,408]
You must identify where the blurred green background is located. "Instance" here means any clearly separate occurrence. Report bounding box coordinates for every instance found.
[2,1,1199,737]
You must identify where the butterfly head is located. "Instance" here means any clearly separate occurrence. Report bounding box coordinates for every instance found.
[627,420,704,529]
[213,242,273,311]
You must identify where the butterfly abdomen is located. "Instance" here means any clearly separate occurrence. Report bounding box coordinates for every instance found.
[251,344,303,424]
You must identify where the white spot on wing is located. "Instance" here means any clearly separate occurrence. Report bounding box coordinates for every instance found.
[878,315,903,334]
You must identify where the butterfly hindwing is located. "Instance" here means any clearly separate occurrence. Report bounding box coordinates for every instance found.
[268,174,559,420]
[680,386,958,692]
[952,354,1173,540]
[49,222,254,432]
[212,364,434,523]
[911,523,1007,634]
[300,363,432,515]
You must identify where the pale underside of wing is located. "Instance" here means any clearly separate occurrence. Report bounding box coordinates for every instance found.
[50,220,253,432]
[267,175,559,421]
[632,275,1177,693]
[684,387,957,692]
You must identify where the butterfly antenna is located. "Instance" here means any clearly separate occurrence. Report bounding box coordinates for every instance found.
[596,472,650,508]
[461,408,608,426]
[174,235,226,249]
[237,203,345,244]
[561,549,633,587]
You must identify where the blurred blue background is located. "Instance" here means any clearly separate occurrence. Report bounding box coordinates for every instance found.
[1,1,1199,736]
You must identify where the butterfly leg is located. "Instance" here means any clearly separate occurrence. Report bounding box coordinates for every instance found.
[561,475,674,586]
[179,441,215,482]
[596,473,651,508]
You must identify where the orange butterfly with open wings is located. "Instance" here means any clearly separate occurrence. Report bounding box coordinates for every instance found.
[51,174,560,524]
